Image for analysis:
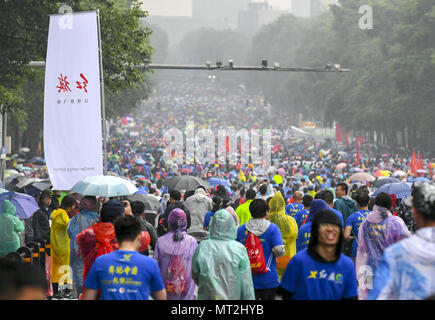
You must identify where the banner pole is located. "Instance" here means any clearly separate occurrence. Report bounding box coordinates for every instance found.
[96,9,107,175]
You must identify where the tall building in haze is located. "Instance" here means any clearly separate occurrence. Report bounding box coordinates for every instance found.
[192,0,249,29]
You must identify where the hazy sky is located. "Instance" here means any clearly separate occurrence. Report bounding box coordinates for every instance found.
[141,0,291,17]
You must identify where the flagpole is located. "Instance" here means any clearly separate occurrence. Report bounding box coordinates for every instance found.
[96,9,107,175]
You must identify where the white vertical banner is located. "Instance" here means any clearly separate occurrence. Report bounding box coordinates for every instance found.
[44,11,103,190]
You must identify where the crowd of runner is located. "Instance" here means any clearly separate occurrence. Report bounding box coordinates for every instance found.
[0,79,434,300]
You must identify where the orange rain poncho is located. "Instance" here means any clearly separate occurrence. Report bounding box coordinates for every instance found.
[268,192,298,280]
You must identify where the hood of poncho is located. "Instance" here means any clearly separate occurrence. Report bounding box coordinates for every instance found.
[245,218,271,237]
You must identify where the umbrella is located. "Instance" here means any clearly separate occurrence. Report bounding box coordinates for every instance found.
[336,163,347,171]
[70,175,138,197]
[392,170,407,177]
[372,182,412,199]
[413,177,430,183]
[416,169,428,174]
[349,172,376,182]
[207,177,231,187]
[19,147,30,153]
[374,170,391,177]
[30,157,46,165]
[126,194,161,213]
[134,158,146,165]
[4,169,18,178]
[0,191,40,219]
[372,177,400,188]
[15,178,50,190]
[5,174,27,191]
[163,175,209,191]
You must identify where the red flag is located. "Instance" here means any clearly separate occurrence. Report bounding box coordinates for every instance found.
[417,152,423,170]
[356,143,361,166]
[410,149,417,176]
[225,136,230,152]
[272,143,281,153]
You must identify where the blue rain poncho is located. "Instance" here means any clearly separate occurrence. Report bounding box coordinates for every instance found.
[67,209,99,295]
[0,200,25,257]
[192,209,255,300]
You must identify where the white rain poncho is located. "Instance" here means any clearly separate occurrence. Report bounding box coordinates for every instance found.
[192,209,255,300]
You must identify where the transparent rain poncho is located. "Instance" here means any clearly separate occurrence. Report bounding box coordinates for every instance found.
[192,209,255,300]
[356,205,411,300]
[153,208,198,300]
[0,200,24,257]
[268,192,298,279]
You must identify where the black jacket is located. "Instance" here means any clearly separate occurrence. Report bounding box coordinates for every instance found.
[32,205,52,243]
[157,201,191,237]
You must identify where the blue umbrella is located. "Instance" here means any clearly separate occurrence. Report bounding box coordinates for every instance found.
[372,182,412,199]
[207,177,231,187]
[372,177,400,188]
[0,191,40,219]
[413,177,430,183]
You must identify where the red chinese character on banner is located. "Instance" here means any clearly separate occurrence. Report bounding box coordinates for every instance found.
[76,73,88,93]
[56,74,71,92]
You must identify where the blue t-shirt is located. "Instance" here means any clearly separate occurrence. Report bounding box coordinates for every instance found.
[203,211,214,228]
[298,209,310,229]
[280,250,358,300]
[297,222,312,252]
[285,203,304,220]
[84,250,164,300]
[345,210,370,257]
[237,222,283,290]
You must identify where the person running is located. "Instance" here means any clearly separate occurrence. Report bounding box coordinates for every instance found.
[368,182,435,300]
[344,191,371,263]
[296,199,329,252]
[298,194,313,228]
[334,183,358,224]
[153,208,198,300]
[82,215,166,300]
[315,189,344,227]
[130,200,158,256]
[192,209,255,300]
[158,190,191,237]
[67,196,100,297]
[237,199,285,300]
[285,191,304,220]
[184,186,213,235]
[279,209,358,300]
[267,192,298,281]
[356,192,412,300]
[235,189,256,226]
[50,195,76,299]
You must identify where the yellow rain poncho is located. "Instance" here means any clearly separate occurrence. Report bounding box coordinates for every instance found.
[50,208,71,284]
[236,199,253,226]
[268,192,298,280]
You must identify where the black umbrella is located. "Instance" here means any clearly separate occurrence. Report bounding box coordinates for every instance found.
[126,194,161,213]
[5,175,27,191]
[15,178,52,196]
[162,175,209,191]
[372,177,400,189]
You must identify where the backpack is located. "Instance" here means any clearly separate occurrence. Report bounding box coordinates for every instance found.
[165,248,188,296]
[245,232,268,274]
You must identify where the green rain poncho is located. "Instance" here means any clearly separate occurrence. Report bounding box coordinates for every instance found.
[192,209,255,300]
[0,200,25,257]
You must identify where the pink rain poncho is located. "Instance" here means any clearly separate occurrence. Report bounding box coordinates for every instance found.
[153,208,198,300]
[356,205,411,300]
